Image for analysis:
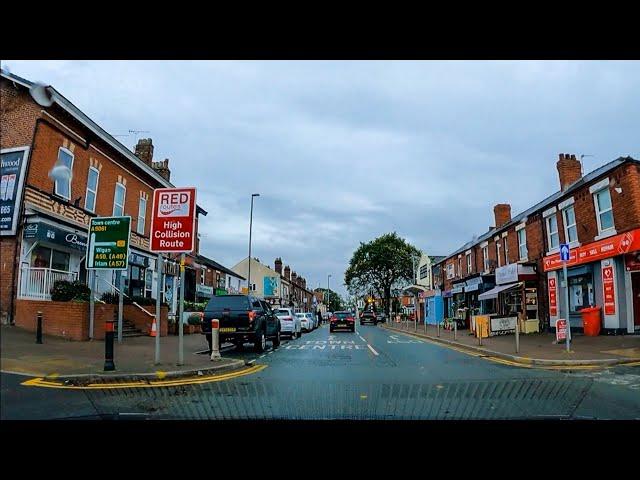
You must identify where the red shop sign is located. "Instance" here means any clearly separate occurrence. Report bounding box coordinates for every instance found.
[556,319,567,342]
[150,187,197,253]
[602,265,616,315]
[543,228,640,272]
[548,277,557,317]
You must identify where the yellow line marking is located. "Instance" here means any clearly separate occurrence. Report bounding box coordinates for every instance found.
[20,364,267,390]
[386,327,623,371]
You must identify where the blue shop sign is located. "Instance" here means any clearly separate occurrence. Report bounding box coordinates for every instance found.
[23,221,87,252]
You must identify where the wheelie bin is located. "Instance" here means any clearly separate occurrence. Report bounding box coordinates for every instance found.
[580,306,602,336]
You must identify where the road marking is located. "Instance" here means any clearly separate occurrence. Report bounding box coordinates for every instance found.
[20,364,267,390]
[358,335,366,342]
[367,344,379,356]
[384,326,622,371]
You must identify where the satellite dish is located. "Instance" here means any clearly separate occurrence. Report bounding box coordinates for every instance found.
[29,82,54,107]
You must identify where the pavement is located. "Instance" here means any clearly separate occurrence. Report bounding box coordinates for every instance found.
[2,323,639,419]
[0,324,246,382]
[384,321,640,366]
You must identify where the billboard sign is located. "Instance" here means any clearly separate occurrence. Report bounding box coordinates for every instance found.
[264,276,280,296]
[150,187,197,253]
[1,147,29,236]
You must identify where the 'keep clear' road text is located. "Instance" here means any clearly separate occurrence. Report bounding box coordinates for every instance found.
[284,340,366,350]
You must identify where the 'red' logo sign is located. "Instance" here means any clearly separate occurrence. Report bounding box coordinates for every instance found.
[150,187,197,253]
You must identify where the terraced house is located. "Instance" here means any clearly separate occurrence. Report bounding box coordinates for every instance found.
[432,153,640,336]
[0,69,196,338]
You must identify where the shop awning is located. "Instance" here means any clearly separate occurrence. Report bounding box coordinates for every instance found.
[402,284,427,295]
[477,282,522,301]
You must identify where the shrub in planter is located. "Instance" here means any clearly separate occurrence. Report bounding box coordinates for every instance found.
[51,280,75,301]
[71,280,91,301]
[100,291,119,304]
[187,312,203,325]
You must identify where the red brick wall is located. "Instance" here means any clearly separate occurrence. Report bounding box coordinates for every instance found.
[0,238,19,323]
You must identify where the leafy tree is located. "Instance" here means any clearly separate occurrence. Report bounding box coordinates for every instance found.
[314,288,343,312]
[345,232,421,317]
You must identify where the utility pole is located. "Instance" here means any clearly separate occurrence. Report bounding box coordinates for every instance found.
[247,193,260,295]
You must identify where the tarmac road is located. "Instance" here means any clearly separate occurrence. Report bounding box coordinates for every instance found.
[2,324,639,420]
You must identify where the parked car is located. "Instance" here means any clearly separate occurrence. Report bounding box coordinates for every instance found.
[201,294,280,353]
[276,308,302,338]
[297,312,313,332]
[330,311,356,332]
[360,310,377,325]
[378,312,387,323]
[304,312,317,329]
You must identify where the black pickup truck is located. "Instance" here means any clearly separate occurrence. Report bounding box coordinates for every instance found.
[201,294,281,352]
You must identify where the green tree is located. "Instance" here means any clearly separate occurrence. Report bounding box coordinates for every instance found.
[345,232,420,317]
[314,288,343,312]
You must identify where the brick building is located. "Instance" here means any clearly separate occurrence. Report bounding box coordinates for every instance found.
[432,153,640,335]
[0,69,181,337]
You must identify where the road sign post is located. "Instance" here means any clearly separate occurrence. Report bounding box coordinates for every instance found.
[86,216,131,341]
[150,187,197,367]
[559,243,572,353]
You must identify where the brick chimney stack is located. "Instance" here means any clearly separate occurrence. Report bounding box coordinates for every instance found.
[274,258,283,275]
[493,204,512,228]
[284,265,291,281]
[291,271,298,283]
[134,138,154,166]
[557,153,582,191]
[152,158,171,181]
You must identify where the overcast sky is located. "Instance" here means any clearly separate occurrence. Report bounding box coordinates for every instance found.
[5,60,639,297]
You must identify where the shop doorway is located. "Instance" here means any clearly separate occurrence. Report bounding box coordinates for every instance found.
[632,272,640,330]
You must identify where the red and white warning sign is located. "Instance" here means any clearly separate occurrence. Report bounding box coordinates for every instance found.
[548,277,558,317]
[150,187,197,253]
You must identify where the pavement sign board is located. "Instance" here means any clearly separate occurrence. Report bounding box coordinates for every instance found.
[87,216,131,270]
[556,319,567,342]
[150,187,197,253]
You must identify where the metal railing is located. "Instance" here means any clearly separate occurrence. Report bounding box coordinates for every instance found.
[18,267,78,300]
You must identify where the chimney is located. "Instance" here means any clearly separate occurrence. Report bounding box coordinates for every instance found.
[134,138,154,166]
[291,271,298,283]
[274,257,283,275]
[284,265,291,281]
[152,158,171,181]
[556,153,582,191]
[493,204,511,228]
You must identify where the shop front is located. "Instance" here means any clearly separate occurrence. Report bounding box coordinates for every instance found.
[544,228,640,334]
[424,289,444,325]
[464,274,496,316]
[450,282,466,326]
[476,263,538,336]
[18,219,88,300]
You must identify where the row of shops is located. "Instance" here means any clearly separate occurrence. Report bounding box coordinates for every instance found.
[425,229,640,336]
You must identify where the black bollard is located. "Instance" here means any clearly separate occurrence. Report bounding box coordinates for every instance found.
[104,311,116,371]
[36,311,43,344]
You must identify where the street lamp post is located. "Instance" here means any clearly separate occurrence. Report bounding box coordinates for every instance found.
[327,274,332,314]
[247,193,260,295]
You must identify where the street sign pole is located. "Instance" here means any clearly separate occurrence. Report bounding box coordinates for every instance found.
[89,270,95,339]
[117,269,124,343]
[178,253,185,366]
[563,262,571,353]
[559,243,572,353]
[155,254,162,365]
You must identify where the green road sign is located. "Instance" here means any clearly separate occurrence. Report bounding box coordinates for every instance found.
[87,216,131,270]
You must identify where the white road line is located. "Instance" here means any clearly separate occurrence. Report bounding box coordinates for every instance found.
[268,351,274,355]
[367,344,379,356]
[358,335,366,342]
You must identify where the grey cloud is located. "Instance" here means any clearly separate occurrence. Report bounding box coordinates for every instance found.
[6,60,639,297]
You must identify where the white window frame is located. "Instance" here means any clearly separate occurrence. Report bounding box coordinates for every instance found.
[137,196,147,235]
[496,241,502,267]
[518,228,528,261]
[482,246,489,272]
[562,205,579,246]
[113,183,126,217]
[546,214,560,251]
[54,147,74,200]
[503,236,509,264]
[200,268,206,285]
[466,253,472,274]
[84,166,99,212]
[592,187,616,238]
